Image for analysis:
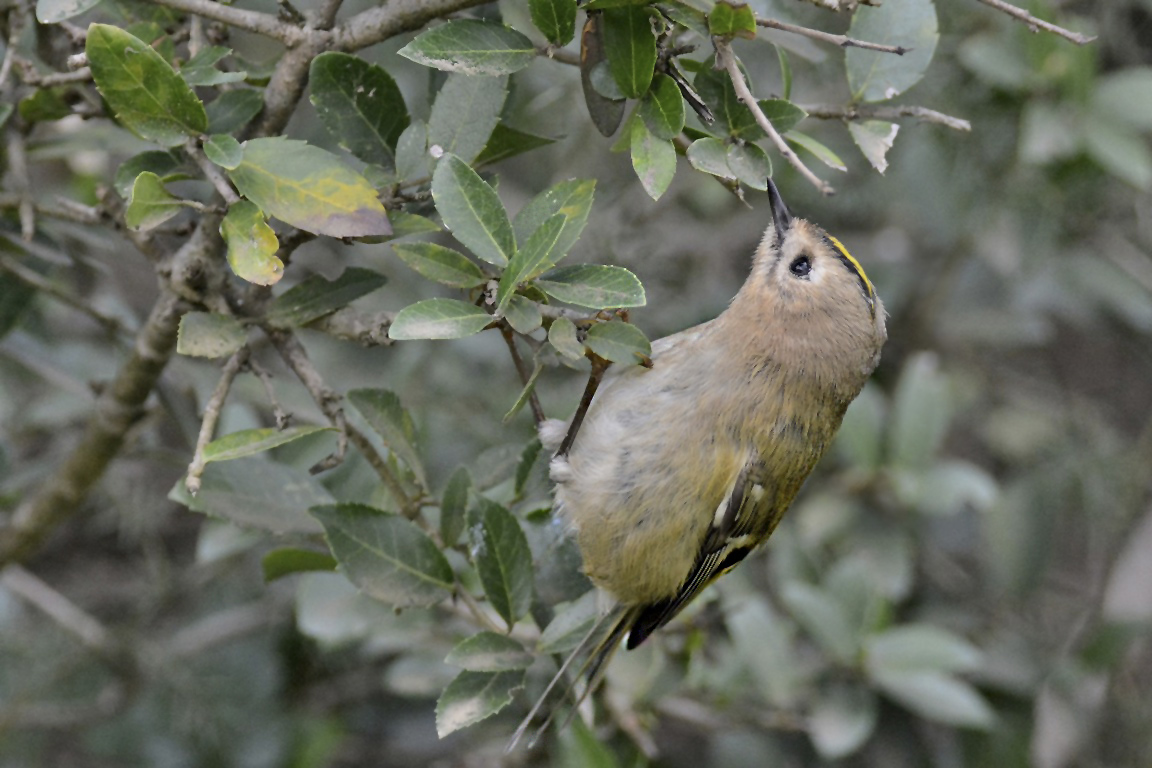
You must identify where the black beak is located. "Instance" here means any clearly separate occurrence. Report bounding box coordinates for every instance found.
[767,178,792,244]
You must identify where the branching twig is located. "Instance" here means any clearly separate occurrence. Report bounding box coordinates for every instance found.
[0,251,128,336]
[757,18,908,55]
[186,139,240,205]
[0,566,119,656]
[714,40,834,196]
[185,346,250,495]
[975,0,1096,45]
[805,103,971,132]
[247,357,291,428]
[139,0,304,45]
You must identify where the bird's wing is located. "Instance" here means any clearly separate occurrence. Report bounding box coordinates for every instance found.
[624,457,781,649]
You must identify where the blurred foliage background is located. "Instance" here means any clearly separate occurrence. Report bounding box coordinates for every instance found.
[2,0,1152,766]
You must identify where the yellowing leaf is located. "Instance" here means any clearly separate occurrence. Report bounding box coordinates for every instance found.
[221,200,283,286]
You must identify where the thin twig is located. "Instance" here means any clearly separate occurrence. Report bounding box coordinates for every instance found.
[805,103,971,132]
[138,0,304,45]
[0,251,129,336]
[185,346,250,495]
[0,566,119,657]
[19,65,92,86]
[455,581,507,635]
[6,124,35,240]
[186,139,240,205]
[500,324,546,426]
[757,17,908,55]
[247,357,291,428]
[975,0,1096,45]
[305,307,394,346]
[714,40,834,196]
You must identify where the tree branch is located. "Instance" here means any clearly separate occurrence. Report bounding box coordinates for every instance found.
[142,0,304,45]
[805,103,971,132]
[714,40,834,196]
[185,346,250,495]
[332,0,493,52]
[757,17,908,55]
[974,0,1096,45]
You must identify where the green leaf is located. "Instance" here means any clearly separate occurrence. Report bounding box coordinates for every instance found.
[473,499,534,629]
[309,52,410,168]
[264,267,388,328]
[687,137,736,180]
[512,179,595,261]
[203,134,243,169]
[203,426,336,463]
[445,632,533,671]
[548,316,585,359]
[347,388,426,487]
[846,0,938,102]
[125,172,184,231]
[708,0,757,40]
[262,548,338,582]
[399,19,536,76]
[180,45,246,86]
[1093,67,1152,131]
[0,273,36,342]
[228,137,391,238]
[536,264,646,308]
[115,152,187,199]
[220,200,284,286]
[392,242,486,288]
[177,311,246,358]
[780,581,858,663]
[872,670,995,729]
[530,0,578,46]
[206,88,265,134]
[602,6,657,99]
[786,130,847,172]
[888,352,950,469]
[580,13,627,137]
[440,466,471,547]
[630,117,676,200]
[388,298,492,340]
[387,211,442,239]
[584,321,651,364]
[849,120,899,174]
[395,120,428,182]
[1085,117,1152,190]
[865,624,983,675]
[809,684,878,760]
[758,98,807,134]
[726,142,772,190]
[503,361,543,423]
[312,503,454,607]
[431,153,515,267]
[37,0,102,23]
[638,74,686,140]
[515,438,542,496]
[427,74,509,166]
[504,295,542,335]
[86,24,207,146]
[498,213,566,312]
[694,59,763,140]
[538,592,598,653]
[435,670,524,738]
[18,87,72,123]
[183,458,331,534]
[475,123,557,166]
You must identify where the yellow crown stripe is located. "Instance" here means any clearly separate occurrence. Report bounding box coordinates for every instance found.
[826,235,875,298]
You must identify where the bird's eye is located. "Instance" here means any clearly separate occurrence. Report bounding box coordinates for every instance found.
[789,255,812,278]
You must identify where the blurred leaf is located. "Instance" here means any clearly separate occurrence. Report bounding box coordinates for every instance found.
[530,0,578,46]
[809,683,878,759]
[538,591,598,653]
[602,5,656,99]
[475,123,557,166]
[873,670,996,729]
[1019,102,1081,165]
[726,595,804,707]
[399,20,536,75]
[431,153,515,267]
[638,74,686,140]
[835,384,886,471]
[846,0,939,102]
[441,466,471,547]
[176,311,245,358]
[205,88,265,134]
[220,199,284,286]
[435,669,524,738]
[262,548,338,582]
[228,137,392,237]
[182,458,330,533]
[548,316,585,359]
[473,499,534,629]
[786,130,847,171]
[866,624,983,676]
[892,459,999,517]
[957,32,1029,89]
[125,171,183,231]
[499,214,566,311]
[347,389,426,486]
[36,0,101,23]
[537,264,646,308]
[1103,508,1152,623]
[780,581,857,663]
[515,438,542,496]
[114,151,187,198]
[687,137,737,180]
[0,274,36,341]
[1093,67,1152,131]
[584,321,651,364]
[310,52,410,168]
[18,87,72,123]
[726,142,771,189]
[203,134,243,169]
[180,45,245,86]
[504,295,543,334]
[264,267,387,328]
[849,120,900,174]
[392,242,486,288]
[389,298,492,340]
[445,631,533,671]
[708,1,756,40]
[558,717,622,768]
[312,503,454,606]
[427,74,508,166]
[1084,116,1152,190]
[630,117,676,200]
[86,24,208,146]
[203,426,336,463]
[888,352,951,469]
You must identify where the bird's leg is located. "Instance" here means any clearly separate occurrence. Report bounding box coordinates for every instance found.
[555,353,610,458]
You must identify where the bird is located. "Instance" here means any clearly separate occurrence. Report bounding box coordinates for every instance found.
[537,178,887,716]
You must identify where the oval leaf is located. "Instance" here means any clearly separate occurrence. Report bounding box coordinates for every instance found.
[445,631,533,672]
[512,178,595,262]
[228,137,391,238]
[177,311,246,359]
[687,137,737,179]
[630,118,676,200]
[846,0,939,102]
[310,52,410,168]
[262,548,338,582]
[399,19,536,76]
[392,242,486,288]
[536,264,646,308]
[431,153,514,267]
[206,88,264,134]
[183,458,330,534]
[849,120,900,174]
[639,74,686,140]
[873,670,996,729]
[440,466,471,547]
[865,624,983,676]
[726,142,772,190]
[203,425,336,463]
[220,200,284,286]
[602,6,657,99]
[204,134,243,170]
[312,503,454,607]
[86,24,208,146]
[498,213,566,311]
[547,315,585,359]
[388,298,492,340]
[472,499,534,630]
[264,267,387,329]
[530,0,578,46]
[584,321,651,364]
[435,669,525,738]
[125,171,183,231]
[347,388,426,487]
[37,0,102,23]
[427,74,509,166]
